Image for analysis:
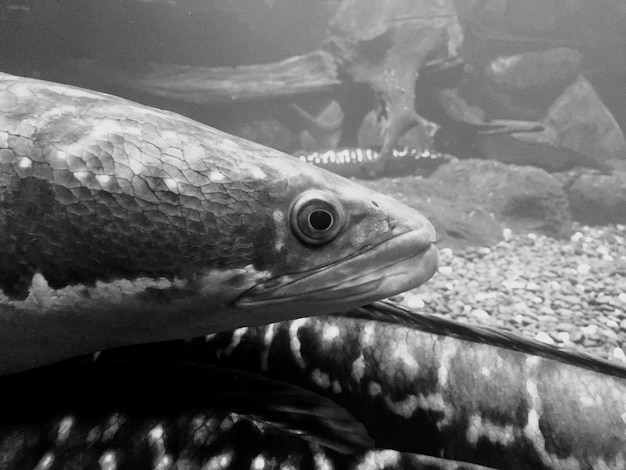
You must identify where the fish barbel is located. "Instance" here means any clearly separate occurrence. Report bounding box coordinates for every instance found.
[0,73,438,375]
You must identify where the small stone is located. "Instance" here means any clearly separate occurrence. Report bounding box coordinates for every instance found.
[602,328,618,341]
[570,328,584,343]
[613,347,626,363]
[576,263,591,274]
[581,324,599,336]
[554,331,570,343]
[471,309,490,321]
[619,319,626,332]
[619,293,626,303]
[535,331,555,344]
[502,228,512,241]
[439,266,453,275]
[406,296,425,309]
[475,292,498,302]
[606,319,619,330]
[571,231,583,242]
[503,280,526,289]
[537,315,556,324]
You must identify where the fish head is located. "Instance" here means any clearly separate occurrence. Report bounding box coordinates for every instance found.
[229,150,439,322]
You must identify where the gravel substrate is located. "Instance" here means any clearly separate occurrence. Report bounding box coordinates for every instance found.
[396,224,626,362]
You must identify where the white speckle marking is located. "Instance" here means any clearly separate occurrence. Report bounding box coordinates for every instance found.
[17,157,32,168]
[289,318,309,368]
[261,323,276,371]
[393,344,418,375]
[368,381,382,397]
[95,174,111,185]
[209,170,225,181]
[322,324,340,342]
[35,452,54,470]
[311,368,331,389]
[204,451,233,470]
[225,327,248,355]
[351,354,366,382]
[361,322,376,347]
[149,424,164,441]
[252,454,266,470]
[164,178,179,192]
[99,451,117,470]
[57,415,74,442]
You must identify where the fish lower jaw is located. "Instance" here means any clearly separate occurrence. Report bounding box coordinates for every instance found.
[233,229,439,315]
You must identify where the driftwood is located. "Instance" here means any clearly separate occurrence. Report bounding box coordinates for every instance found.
[68,49,341,105]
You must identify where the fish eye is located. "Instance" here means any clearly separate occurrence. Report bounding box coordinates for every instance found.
[291,191,345,245]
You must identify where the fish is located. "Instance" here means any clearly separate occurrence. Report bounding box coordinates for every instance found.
[0,72,439,375]
[180,300,626,470]
[0,355,497,470]
[295,148,453,179]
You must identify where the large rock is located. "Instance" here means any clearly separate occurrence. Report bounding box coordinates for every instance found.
[485,47,582,94]
[567,171,626,224]
[363,159,572,248]
[543,77,626,164]
[361,175,503,249]
[474,127,615,173]
[429,159,572,238]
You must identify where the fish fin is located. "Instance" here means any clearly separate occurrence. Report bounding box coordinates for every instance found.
[0,360,373,454]
[341,300,626,378]
[349,450,500,470]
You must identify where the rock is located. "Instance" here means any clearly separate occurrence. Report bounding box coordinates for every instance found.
[361,174,504,249]
[474,127,614,173]
[535,331,555,344]
[485,47,582,95]
[543,77,626,165]
[567,171,626,224]
[428,159,572,238]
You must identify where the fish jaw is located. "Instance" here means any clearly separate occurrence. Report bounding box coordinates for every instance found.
[234,207,439,315]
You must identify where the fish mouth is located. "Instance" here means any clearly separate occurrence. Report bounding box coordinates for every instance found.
[234,228,439,314]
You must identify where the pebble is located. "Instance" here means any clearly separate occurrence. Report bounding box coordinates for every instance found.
[471,309,490,321]
[402,224,626,361]
[614,347,626,362]
[535,332,555,344]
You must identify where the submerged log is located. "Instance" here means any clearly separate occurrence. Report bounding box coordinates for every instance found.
[68,49,341,104]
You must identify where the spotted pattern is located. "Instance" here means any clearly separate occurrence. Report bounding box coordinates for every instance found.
[0,408,488,470]
[296,148,452,179]
[202,314,626,470]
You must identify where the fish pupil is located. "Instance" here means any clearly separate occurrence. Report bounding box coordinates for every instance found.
[309,210,332,231]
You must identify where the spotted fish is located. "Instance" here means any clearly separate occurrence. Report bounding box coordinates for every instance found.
[0,73,438,375]
[0,356,497,470]
[195,301,626,470]
[296,148,452,179]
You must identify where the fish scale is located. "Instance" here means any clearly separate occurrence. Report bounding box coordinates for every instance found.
[0,72,438,375]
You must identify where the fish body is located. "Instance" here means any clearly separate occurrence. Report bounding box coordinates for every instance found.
[0,359,496,470]
[296,148,452,179]
[0,73,438,375]
[197,301,626,470]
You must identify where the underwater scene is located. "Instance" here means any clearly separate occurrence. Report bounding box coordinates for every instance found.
[0,1,625,469]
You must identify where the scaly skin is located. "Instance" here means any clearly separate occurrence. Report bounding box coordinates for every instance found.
[0,73,438,375]
[200,301,626,470]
